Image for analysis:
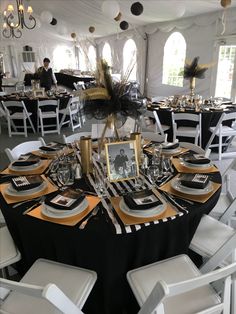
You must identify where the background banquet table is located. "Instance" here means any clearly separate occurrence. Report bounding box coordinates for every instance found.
[149,105,236,148]
[0,150,221,314]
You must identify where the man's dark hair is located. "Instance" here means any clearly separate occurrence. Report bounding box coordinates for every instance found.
[43,58,50,63]
[120,149,125,153]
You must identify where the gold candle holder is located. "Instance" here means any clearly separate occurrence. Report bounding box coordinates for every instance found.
[130,132,142,164]
[79,136,93,174]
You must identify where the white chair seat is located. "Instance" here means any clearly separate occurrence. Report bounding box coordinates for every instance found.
[127,255,221,314]
[176,126,199,136]
[10,112,30,119]
[40,111,58,118]
[0,226,21,270]
[210,125,236,137]
[210,194,233,220]
[190,215,235,259]
[1,258,97,314]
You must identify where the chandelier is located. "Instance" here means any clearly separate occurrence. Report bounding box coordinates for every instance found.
[2,0,36,39]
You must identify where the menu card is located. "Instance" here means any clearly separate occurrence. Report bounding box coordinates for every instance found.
[179,173,210,189]
[11,175,43,191]
[45,189,85,210]
[123,189,163,210]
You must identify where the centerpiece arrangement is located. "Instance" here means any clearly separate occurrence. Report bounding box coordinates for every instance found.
[182,57,209,97]
[82,59,147,143]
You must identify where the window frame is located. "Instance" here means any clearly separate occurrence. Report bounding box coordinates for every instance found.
[162,32,186,87]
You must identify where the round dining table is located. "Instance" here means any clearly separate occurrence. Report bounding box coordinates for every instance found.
[0,146,221,314]
[149,103,236,148]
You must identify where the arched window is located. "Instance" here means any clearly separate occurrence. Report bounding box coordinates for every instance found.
[162,32,186,87]
[102,42,112,66]
[53,46,76,71]
[123,39,137,81]
[88,45,96,71]
[78,48,86,71]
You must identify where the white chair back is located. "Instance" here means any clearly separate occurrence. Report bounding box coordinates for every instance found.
[59,96,83,131]
[172,112,202,147]
[0,258,97,314]
[142,131,167,143]
[145,111,169,136]
[37,99,60,136]
[127,255,236,314]
[62,132,91,144]
[205,112,236,160]
[5,138,45,162]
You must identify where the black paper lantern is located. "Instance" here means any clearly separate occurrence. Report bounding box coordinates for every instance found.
[50,18,57,25]
[89,26,95,33]
[120,21,129,30]
[130,2,143,16]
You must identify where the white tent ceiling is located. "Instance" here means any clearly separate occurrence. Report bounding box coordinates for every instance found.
[1,0,236,39]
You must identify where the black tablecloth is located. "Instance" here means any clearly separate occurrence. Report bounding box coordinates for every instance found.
[0,168,221,314]
[149,107,236,148]
[55,73,94,90]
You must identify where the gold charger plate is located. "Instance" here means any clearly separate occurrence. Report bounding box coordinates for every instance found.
[1,160,51,175]
[172,158,218,173]
[0,175,58,204]
[110,189,178,226]
[27,195,100,226]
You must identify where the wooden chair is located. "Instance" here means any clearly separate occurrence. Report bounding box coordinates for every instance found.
[4,137,46,162]
[142,131,167,143]
[59,96,83,131]
[127,254,236,314]
[210,159,236,225]
[172,112,202,147]
[62,132,91,144]
[0,258,97,314]
[0,226,21,278]
[2,100,35,137]
[205,112,236,160]
[179,142,211,157]
[37,100,60,136]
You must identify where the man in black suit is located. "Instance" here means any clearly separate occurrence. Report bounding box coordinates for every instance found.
[36,58,57,91]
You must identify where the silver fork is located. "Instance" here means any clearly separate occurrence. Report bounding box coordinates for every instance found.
[79,207,99,229]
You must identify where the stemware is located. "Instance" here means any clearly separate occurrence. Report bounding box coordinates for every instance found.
[147,165,160,185]
[57,161,71,186]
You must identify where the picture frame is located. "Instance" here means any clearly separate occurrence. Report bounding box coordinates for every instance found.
[33,88,45,98]
[105,140,139,182]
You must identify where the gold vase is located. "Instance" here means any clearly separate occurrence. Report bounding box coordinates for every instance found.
[189,77,196,97]
[79,136,93,174]
[130,132,142,164]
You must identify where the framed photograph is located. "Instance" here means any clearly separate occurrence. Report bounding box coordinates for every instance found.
[33,88,45,98]
[105,140,139,182]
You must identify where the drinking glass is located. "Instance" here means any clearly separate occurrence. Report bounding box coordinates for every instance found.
[57,161,70,186]
[162,157,173,176]
[147,165,160,185]
[93,168,108,197]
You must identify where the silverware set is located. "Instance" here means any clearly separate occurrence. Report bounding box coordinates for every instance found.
[79,206,99,229]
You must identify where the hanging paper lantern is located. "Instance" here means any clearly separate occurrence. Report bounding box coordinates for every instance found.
[89,26,95,33]
[50,18,57,26]
[114,12,122,21]
[130,2,144,16]
[40,11,53,24]
[120,21,129,31]
[220,0,231,8]
[71,32,77,39]
[101,1,120,19]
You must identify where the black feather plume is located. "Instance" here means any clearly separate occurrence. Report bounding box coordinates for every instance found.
[183,57,208,79]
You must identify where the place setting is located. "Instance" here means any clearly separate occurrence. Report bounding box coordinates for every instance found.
[0,174,58,204]
[31,142,72,159]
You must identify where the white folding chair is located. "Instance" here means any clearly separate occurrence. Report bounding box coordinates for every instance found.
[62,132,91,144]
[0,258,97,314]
[2,100,36,137]
[145,110,170,136]
[210,159,236,224]
[37,100,60,136]
[73,81,85,91]
[179,142,211,157]
[172,112,201,147]
[4,137,46,162]
[127,254,236,314]
[0,226,21,278]
[59,97,83,131]
[205,112,236,160]
[142,131,167,143]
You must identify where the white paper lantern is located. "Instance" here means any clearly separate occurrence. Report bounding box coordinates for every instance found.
[56,24,68,36]
[101,1,120,19]
[40,11,53,24]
